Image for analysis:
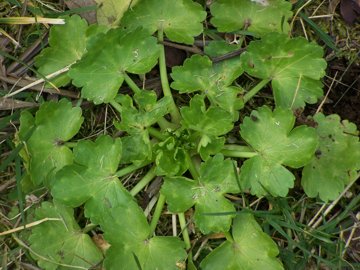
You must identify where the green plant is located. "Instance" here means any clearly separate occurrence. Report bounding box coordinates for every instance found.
[12,0,360,269]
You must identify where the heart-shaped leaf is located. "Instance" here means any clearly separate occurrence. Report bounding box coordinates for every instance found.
[120,0,206,44]
[302,113,360,201]
[210,0,292,36]
[19,99,83,186]
[239,106,318,197]
[69,28,160,104]
[200,212,284,270]
[162,154,240,233]
[241,33,327,109]
[29,202,103,270]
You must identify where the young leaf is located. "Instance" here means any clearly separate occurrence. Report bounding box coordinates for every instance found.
[200,212,284,270]
[69,28,160,104]
[210,0,292,36]
[120,0,206,44]
[19,99,83,186]
[239,106,318,197]
[29,202,103,270]
[35,15,88,86]
[162,154,240,233]
[171,55,244,117]
[180,94,234,158]
[241,33,327,109]
[120,132,152,165]
[302,113,360,201]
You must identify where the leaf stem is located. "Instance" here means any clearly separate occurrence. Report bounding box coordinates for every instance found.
[243,78,271,103]
[115,162,151,178]
[149,193,166,237]
[109,100,122,114]
[148,126,167,141]
[157,117,178,131]
[178,212,191,250]
[123,72,141,94]
[130,167,156,196]
[224,231,234,242]
[185,151,200,180]
[82,223,98,233]
[158,27,181,124]
[221,144,258,158]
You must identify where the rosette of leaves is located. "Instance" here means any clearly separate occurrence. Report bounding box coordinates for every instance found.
[17,99,83,186]
[302,113,360,201]
[51,136,187,269]
[200,213,284,270]
[35,15,88,86]
[69,28,160,104]
[180,94,234,160]
[161,154,240,233]
[113,91,171,165]
[239,106,318,197]
[120,0,206,44]
[210,0,293,36]
[240,33,327,109]
[171,54,244,118]
[28,202,103,270]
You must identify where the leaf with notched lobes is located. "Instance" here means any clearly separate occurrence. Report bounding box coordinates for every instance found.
[210,0,293,36]
[241,33,327,109]
[200,213,284,270]
[29,202,103,270]
[239,106,318,197]
[69,28,160,104]
[162,154,240,233]
[302,113,360,201]
[35,15,88,87]
[18,99,83,187]
[121,0,206,44]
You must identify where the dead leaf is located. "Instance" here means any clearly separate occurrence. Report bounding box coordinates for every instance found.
[340,0,360,24]
[64,0,97,24]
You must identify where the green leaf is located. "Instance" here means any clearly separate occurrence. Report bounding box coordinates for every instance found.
[105,236,186,270]
[114,93,171,132]
[22,99,83,186]
[210,0,292,36]
[120,132,152,165]
[241,33,327,109]
[302,114,360,201]
[162,154,240,233]
[121,0,206,44]
[35,15,88,86]
[200,212,284,270]
[69,28,160,104]
[239,106,318,197]
[171,55,244,117]
[29,202,103,270]
[95,0,138,26]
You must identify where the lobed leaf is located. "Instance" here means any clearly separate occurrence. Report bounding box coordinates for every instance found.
[120,0,206,44]
[302,113,360,201]
[239,106,318,197]
[35,15,88,86]
[162,154,240,233]
[95,0,138,26]
[29,202,103,270]
[171,55,244,117]
[200,213,284,270]
[241,33,327,109]
[210,0,292,36]
[69,28,160,104]
[19,99,83,186]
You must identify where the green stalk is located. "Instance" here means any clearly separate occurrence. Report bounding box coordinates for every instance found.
[178,212,191,250]
[109,100,122,114]
[123,72,141,94]
[148,127,167,141]
[64,142,77,148]
[130,167,156,196]
[115,162,151,178]
[221,144,258,158]
[185,151,200,180]
[149,193,166,237]
[157,117,178,131]
[224,231,234,242]
[158,27,181,124]
[82,223,98,233]
[243,78,271,103]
